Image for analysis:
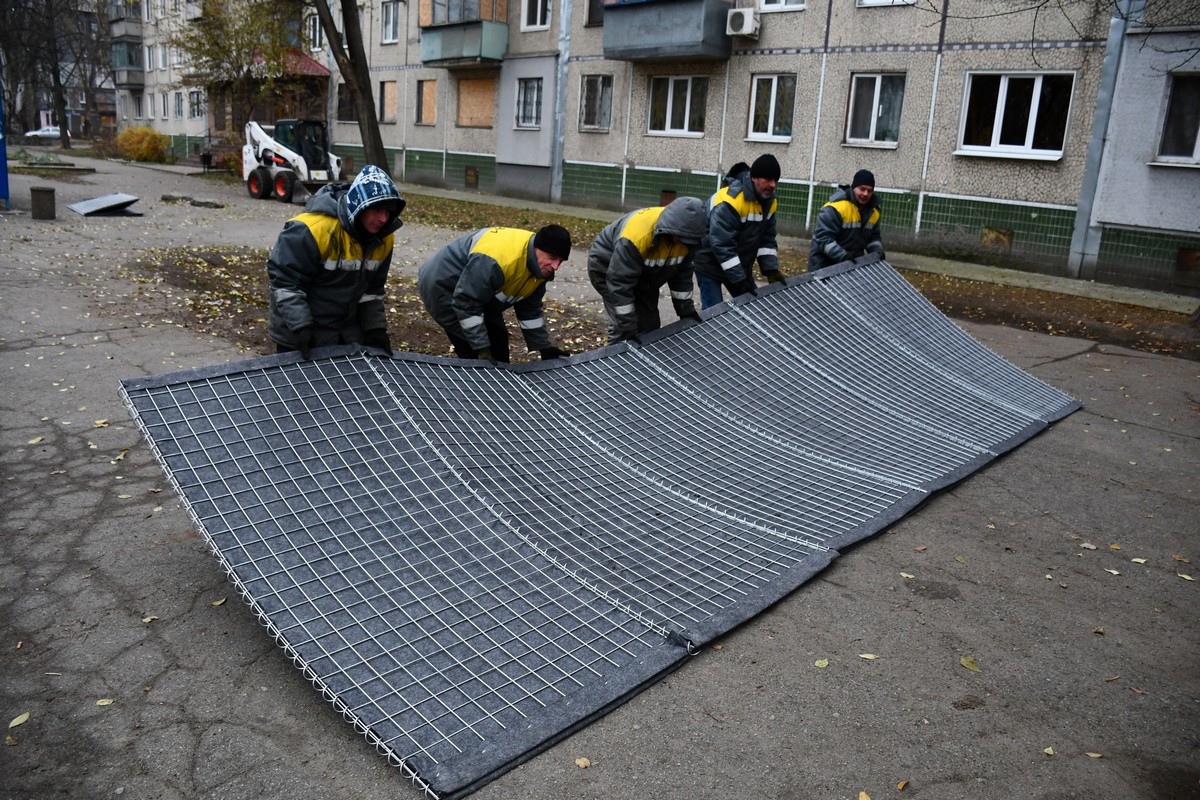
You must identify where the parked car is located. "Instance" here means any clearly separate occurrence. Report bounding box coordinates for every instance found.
[24,125,70,143]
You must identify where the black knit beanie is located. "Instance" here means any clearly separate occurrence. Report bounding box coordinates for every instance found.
[750,154,781,181]
[852,169,876,189]
[533,224,572,261]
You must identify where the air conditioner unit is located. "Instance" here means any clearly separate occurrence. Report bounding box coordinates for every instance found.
[726,8,760,39]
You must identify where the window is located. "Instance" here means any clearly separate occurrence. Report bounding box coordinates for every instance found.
[522,0,549,30]
[158,44,168,70]
[457,77,495,127]
[172,46,182,66]
[145,93,153,119]
[516,77,543,128]
[381,0,400,43]
[585,0,604,26]
[960,72,1073,158]
[188,90,204,119]
[648,76,708,135]
[133,93,144,119]
[1158,74,1200,163]
[162,92,169,118]
[430,0,483,25]
[748,74,795,140]
[174,91,184,119]
[336,83,358,121]
[307,14,323,50]
[579,74,613,131]
[379,81,397,123]
[760,0,803,11]
[144,46,153,71]
[417,79,437,125]
[846,73,905,144]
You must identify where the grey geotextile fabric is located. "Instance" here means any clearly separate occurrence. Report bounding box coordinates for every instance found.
[120,259,1080,799]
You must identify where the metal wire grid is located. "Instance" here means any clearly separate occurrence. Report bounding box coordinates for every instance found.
[374,357,835,641]
[734,279,1044,451]
[120,261,1082,799]
[636,303,989,488]
[122,356,686,798]
[821,263,1080,421]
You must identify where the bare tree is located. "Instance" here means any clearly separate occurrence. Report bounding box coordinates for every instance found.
[170,0,303,129]
[307,0,389,174]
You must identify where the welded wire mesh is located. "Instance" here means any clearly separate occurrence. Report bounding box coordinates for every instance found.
[121,260,1080,799]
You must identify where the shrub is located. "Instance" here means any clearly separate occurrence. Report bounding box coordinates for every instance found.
[116,126,169,163]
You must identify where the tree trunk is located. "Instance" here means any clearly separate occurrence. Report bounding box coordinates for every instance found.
[312,0,388,176]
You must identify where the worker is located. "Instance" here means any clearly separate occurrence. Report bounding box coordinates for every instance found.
[692,154,785,309]
[587,196,708,344]
[266,163,406,358]
[417,225,573,363]
[808,169,884,272]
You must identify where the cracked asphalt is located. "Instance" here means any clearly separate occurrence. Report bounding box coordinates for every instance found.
[1,158,1198,800]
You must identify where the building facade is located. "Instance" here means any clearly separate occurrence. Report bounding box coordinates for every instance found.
[112,0,1200,294]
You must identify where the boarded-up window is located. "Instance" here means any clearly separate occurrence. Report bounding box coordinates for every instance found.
[417,79,437,125]
[457,77,495,128]
[379,81,398,123]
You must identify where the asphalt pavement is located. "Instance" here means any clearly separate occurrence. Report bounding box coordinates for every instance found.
[1,156,1198,800]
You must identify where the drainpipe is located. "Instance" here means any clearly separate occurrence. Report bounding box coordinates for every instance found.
[1067,0,1133,279]
[804,0,834,229]
[550,0,572,203]
[915,0,950,236]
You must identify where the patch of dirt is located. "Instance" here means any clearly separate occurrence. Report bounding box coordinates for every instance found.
[107,199,1199,363]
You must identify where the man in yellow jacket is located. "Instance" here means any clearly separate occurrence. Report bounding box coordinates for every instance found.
[417,225,573,363]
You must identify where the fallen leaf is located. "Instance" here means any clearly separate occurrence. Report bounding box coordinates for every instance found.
[960,655,981,672]
[1093,627,1105,635]
[859,793,872,800]
[858,653,878,660]
[1104,569,1120,575]
[1131,687,1144,695]
[1179,574,1194,582]
[814,658,829,668]
[93,419,109,428]
[96,698,114,706]
[899,572,915,579]
[211,598,226,606]
[27,436,44,445]
[4,735,15,746]
[914,546,927,552]
[1086,752,1103,758]
[897,779,908,790]
[142,615,158,623]
[1081,542,1098,550]
[1131,558,1147,564]
[1044,746,1055,756]
[710,642,723,650]
[9,712,29,728]
[1109,543,1121,550]
[575,756,591,769]
[1171,554,1190,564]
[1105,674,1120,682]
[954,555,967,563]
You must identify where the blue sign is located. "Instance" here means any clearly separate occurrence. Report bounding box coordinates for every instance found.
[0,103,9,210]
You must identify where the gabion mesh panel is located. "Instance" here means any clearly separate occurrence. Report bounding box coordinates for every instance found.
[121,260,1080,799]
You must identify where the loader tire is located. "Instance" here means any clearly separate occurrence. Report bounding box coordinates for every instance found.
[273,171,296,204]
[247,167,271,199]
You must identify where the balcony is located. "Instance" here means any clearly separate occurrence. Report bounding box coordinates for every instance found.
[185,1,202,20]
[420,21,508,67]
[113,68,145,88]
[602,0,733,62]
[108,1,143,39]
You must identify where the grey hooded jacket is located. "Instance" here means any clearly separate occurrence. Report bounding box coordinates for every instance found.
[266,164,405,349]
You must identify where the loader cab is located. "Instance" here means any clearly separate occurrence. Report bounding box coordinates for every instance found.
[274,119,333,173]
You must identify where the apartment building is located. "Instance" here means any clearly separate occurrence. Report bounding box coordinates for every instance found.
[112,0,1200,294]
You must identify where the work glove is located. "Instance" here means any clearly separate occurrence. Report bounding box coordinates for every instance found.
[734,279,758,298]
[295,326,314,360]
[476,349,497,364]
[363,328,393,356]
[680,311,701,322]
[764,270,785,284]
[540,346,571,360]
